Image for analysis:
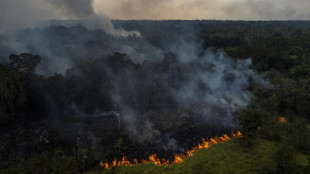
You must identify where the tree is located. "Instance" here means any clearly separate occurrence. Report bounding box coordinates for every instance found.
[9,53,41,76]
[274,143,302,174]
[238,108,263,146]
[0,64,26,127]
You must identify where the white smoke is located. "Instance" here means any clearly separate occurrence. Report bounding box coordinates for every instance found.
[0,0,140,37]
[47,0,140,37]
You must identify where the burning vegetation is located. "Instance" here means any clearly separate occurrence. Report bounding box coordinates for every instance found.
[279,117,287,123]
[100,131,242,169]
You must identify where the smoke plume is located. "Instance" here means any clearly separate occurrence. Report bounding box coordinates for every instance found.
[0,17,269,151]
[0,0,139,37]
[47,0,95,18]
[46,0,140,36]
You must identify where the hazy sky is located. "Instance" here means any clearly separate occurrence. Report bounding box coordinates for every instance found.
[93,0,310,20]
[0,0,309,27]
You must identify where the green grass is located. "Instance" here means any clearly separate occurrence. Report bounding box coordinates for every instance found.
[2,138,308,174]
[86,138,305,174]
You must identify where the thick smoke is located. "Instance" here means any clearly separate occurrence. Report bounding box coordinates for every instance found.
[47,0,95,18]
[106,49,260,142]
[46,0,140,36]
[0,0,54,32]
[0,21,200,75]
[0,0,139,37]
[0,20,269,150]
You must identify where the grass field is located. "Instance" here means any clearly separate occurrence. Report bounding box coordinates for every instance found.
[2,137,308,174]
[86,138,309,174]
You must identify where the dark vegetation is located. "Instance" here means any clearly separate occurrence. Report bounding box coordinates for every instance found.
[1,20,310,173]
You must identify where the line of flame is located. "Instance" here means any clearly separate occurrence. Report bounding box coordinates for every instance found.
[100,131,243,169]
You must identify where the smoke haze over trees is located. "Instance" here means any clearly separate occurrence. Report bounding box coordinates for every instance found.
[0,1,309,173]
[0,19,274,168]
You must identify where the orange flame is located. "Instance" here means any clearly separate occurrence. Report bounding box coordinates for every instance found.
[279,117,287,123]
[100,131,243,169]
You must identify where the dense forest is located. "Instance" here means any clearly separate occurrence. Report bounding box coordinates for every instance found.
[0,20,310,173]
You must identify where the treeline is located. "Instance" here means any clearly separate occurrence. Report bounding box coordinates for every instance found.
[212,23,310,173]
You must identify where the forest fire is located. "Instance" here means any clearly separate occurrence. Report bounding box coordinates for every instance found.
[279,117,287,123]
[100,131,243,169]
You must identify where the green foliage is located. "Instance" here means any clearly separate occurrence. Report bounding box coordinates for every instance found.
[78,148,100,173]
[3,150,79,174]
[259,114,281,141]
[274,143,303,174]
[85,139,309,174]
[282,117,310,154]
[2,148,100,174]
[238,108,263,146]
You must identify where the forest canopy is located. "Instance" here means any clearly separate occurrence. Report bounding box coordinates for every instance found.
[0,20,310,173]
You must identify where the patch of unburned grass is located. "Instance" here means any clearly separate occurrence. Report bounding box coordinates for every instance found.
[86,138,286,174]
